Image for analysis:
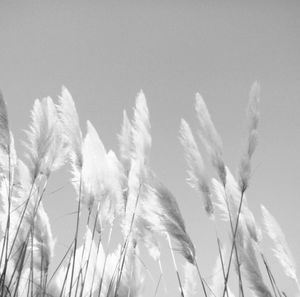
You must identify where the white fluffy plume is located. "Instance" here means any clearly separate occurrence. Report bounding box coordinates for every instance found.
[179,118,214,218]
[132,90,151,167]
[24,97,66,179]
[0,92,17,177]
[122,91,151,236]
[118,110,133,172]
[238,82,260,191]
[261,205,300,290]
[32,202,55,273]
[195,93,226,185]
[82,122,125,229]
[212,168,261,243]
[0,91,9,152]
[241,237,272,297]
[81,120,108,209]
[143,179,196,263]
[57,87,83,181]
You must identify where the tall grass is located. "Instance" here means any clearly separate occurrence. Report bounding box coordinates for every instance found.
[0,83,298,297]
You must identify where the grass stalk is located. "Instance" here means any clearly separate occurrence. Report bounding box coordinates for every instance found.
[216,236,229,297]
[96,224,113,297]
[222,190,246,297]
[68,173,82,297]
[166,233,185,297]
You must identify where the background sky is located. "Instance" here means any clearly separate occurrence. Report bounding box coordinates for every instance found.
[1,1,300,296]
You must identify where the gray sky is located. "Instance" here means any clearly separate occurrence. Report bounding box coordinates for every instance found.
[1,1,300,296]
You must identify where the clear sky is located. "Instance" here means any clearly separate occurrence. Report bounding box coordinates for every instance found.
[0,1,300,296]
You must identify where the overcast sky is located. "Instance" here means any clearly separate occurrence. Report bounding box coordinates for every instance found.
[1,1,300,296]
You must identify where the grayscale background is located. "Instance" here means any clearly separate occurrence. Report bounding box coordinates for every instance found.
[0,1,299,296]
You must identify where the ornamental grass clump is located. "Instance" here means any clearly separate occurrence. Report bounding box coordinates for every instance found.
[0,83,296,297]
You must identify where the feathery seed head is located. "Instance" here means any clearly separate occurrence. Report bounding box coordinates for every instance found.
[58,86,83,170]
[179,119,214,218]
[118,109,133,172]
[132,90,151,167]
[195,93,226,185]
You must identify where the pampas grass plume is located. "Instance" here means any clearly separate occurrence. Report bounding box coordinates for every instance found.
[179,119,214,218]
[0,91,10,152]
[57,86,83,175]
[195,93,226,185]
[241,237,272,297]
[118,110,133,172]
[132,90,151,167]
[261,205,300,290]
[238,82,260,191]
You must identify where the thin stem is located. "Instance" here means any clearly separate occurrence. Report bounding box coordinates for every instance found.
[59,248,73,297]
[78,208,99,297]
[1,148,12,294]
[96,225,112,297]
[216,236,229,297]
[111,183,142,297]
[47,240,74,286]
[7,179,37,260]
[68,173,82,297]
[222,190,245,297]
[222,185,245,297]
[261,253,282,297]
[194,260,208,297]
[166,233,185,297]
[154,273,162,297]
[73,208,92,297]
